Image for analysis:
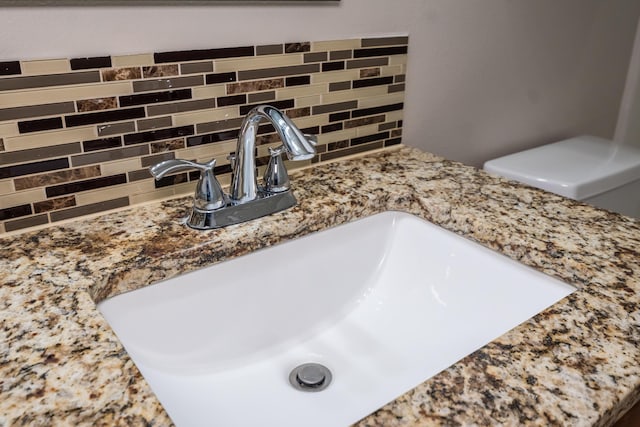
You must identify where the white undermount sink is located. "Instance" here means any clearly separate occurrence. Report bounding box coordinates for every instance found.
[98,211,575,427]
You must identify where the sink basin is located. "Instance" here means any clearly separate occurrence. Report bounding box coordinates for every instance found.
[98,211,574,427]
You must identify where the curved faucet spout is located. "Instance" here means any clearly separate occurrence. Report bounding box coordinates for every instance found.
[230,105,316,203]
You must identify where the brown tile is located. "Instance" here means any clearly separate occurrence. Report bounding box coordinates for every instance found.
[133,75,204,93]
[128,168,152,182]
[150,138,185,153]
[256,44,283,56]
[329,81,351,92]
[97,122,136,136]
[147,98,216,116]
[385,137,402,147]
[321,122,343,133]
[141,152,175,167]
[82,137,122,152]
[1,157,68,179]
[1,61,21,76]
[248,91,276,103]
[312,100,358,115]
[70,56,111,70]
[0,142,81,165]
[238,64,319,81]
[4,214,48,232]
[388,83,405,93]
[33,195,76,213]
[0,204,32,220]
[49,197,129,222]
[0,139,4,152]
[14,165,101,191]
[360,68,380,78]
[0,101,75,121]
[154,46,254,64]
[227,78,284,94]
[71,145,149,167]
[77,97,117,112]
[143,65,179,78]
[378,122,396,131]
[304,52,328,63]
[46,174,127,198]
[101,67,142,81]
[196,117,244,134]
[344,114,386,129]
[351,131,390,146]
[330,50,352,60]
[285,107,311,118]
[137,116,173,131]
[180,61,214,74]
[285,42,310,53]
[391,129,402,138]
[320,141,383,162]
[327,139,349,151]
[346,58,389,69]
[217,94,246,107]
[361,36,409,47]
[395,74,406,83]
[0,71,100,91]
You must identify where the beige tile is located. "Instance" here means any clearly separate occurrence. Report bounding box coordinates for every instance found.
[0,223,5,234]
[3,126,96,151]
[389,55,408,66]
[312,39,360,52]
[0,179,14,196]
[76,181,154,205]
[322,86,388,104]
[316,128,357,145]
[172,106,240,127]
[379,65,403,77]
[295,95,322,108]
[0,81,132,109]
[289,114,326,129]
[101,158,142,176]
[357,92,405,109]
[311,70,359,84]
[112,53,154,67]
[129,182,193,204]
[214,54,302,73]
[175,140,237,162]
[0,188,46,206]
[385,110,404,122]
[0,122,19,140]
[276,84,326,100]
[191,85,227,100]
[21,59,70,75]
[356,124,386,137]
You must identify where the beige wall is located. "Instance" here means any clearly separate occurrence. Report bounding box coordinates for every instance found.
[2,0,640,166]
[615,16,640,149]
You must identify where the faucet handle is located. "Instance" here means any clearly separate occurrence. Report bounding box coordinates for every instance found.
[263,145,291,193]
[149,158,226,211]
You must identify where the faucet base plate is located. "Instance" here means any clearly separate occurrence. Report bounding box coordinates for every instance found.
[185,190,297,230]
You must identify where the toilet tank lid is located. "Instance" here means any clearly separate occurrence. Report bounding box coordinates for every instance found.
[483,136,640,200]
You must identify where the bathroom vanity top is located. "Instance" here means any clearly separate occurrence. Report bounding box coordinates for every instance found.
[1,145,639,426]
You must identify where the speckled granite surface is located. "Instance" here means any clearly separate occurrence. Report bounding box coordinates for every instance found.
[1,145,639,426]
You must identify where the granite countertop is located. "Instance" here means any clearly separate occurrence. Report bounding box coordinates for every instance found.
[1,145,639,426]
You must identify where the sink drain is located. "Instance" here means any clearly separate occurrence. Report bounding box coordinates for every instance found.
[289,363,332,392]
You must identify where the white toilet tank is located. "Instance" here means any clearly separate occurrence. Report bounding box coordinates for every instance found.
[483,135,640,219]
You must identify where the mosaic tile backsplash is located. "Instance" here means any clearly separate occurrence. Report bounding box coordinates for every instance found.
[0,37,406,234]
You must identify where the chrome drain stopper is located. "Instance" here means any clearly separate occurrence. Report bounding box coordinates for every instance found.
[289,363,332,392]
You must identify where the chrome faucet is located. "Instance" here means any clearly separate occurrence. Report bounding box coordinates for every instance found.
[149,105,316,229]
[230,105,316,203]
